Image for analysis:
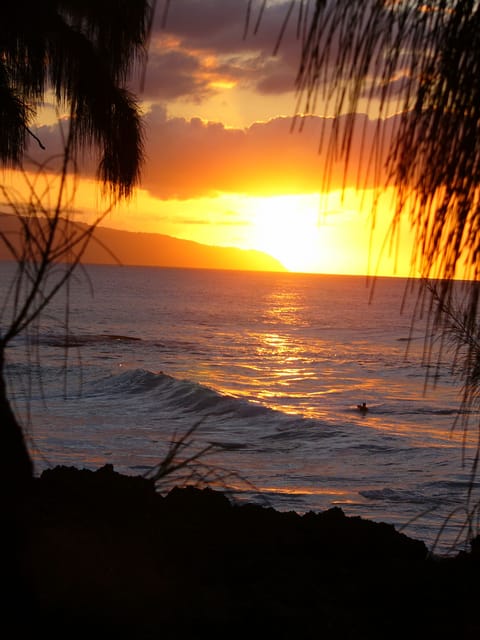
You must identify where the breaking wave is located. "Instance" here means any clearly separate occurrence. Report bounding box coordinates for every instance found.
[88,368,278,421]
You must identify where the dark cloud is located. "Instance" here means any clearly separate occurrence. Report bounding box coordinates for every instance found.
[143,0,303,101]
[148,0,413,105]
[24,121,99,177]
[143,48,213,100]
[154,0,249,48]
[255,65,297,95]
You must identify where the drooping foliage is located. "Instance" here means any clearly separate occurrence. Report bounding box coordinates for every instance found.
[0,0,153,197]
[287,1,480,284]
[257,1,480,441]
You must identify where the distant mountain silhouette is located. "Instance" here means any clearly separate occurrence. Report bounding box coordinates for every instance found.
[0,213,286,272]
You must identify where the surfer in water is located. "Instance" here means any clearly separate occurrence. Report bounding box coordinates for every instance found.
[357,402,368,414]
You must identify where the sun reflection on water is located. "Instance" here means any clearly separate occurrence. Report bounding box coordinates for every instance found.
[262,286,310,322]
[258,486,350,497]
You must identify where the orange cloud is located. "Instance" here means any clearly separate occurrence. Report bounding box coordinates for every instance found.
[142,106,400,199]
[24,106,401,202]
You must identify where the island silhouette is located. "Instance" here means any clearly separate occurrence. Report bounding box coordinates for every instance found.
[0,213,286,273]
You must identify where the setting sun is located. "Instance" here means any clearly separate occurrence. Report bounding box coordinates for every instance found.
[240,189,412,276]
[249,194,321,272]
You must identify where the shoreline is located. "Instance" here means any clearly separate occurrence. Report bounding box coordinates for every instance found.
[8,464,480,638]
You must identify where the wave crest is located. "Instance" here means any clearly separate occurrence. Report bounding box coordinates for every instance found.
[93,368,273,420]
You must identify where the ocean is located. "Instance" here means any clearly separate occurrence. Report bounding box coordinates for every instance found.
[2,262,479,554]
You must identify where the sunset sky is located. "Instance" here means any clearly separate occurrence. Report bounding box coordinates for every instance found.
[7,0,417,276]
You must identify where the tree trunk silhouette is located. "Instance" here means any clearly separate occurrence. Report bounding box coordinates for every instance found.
[0,355,34,629]
[0,358,33,505]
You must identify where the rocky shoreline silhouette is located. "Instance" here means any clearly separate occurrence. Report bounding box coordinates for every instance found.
[7,464,480,638]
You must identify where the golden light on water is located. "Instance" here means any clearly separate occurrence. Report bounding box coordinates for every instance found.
[257,486,351,497]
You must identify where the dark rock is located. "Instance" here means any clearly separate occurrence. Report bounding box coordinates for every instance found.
[164,484,232,515]
[35,464,159,520]
[11,464,480,639]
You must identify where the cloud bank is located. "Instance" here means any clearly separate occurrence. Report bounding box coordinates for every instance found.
[142,107,400,199]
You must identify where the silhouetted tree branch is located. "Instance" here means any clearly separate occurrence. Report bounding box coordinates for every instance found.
[0,1,154,502]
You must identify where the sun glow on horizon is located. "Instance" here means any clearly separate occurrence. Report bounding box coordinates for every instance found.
[3,163,417,277]
[249,194,322,272]
[246,191,401,275]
